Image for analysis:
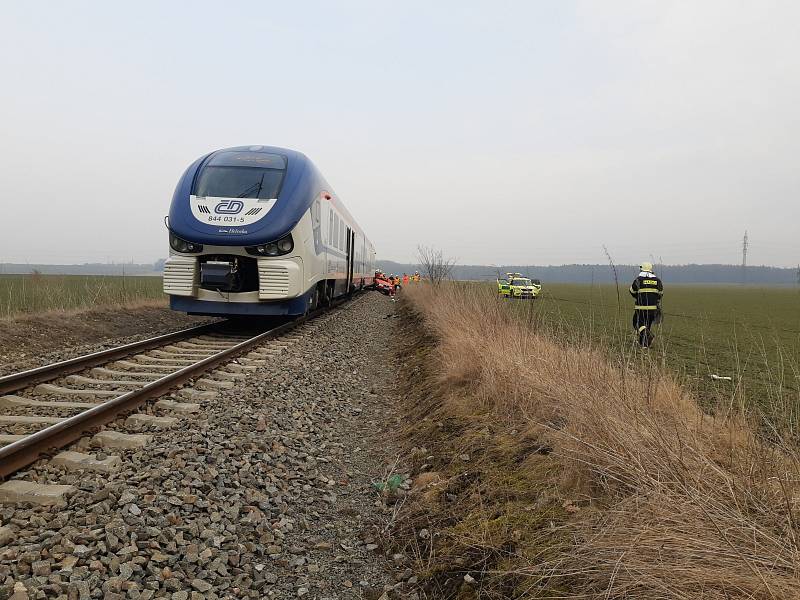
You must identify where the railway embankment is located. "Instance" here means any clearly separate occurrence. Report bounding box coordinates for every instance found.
[0,305,210,377]
[0,294,416,599]
[390,284,800,598]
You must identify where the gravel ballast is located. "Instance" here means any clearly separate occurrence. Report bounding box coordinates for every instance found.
[0,293,411,599]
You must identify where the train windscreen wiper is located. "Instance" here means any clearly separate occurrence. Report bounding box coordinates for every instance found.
[236,173,265,198]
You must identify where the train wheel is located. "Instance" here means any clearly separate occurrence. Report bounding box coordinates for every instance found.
[307,287,321,314]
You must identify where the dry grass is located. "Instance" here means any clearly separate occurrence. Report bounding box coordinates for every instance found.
[395,283,800,598]
[0,274,165,318]
[0,297,166,324]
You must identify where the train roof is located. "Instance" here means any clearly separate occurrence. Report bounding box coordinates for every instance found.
[167,145,367,246]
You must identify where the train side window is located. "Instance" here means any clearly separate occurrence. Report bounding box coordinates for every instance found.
[328,210,333,245]
[334,216,339,250]
[311,199,322,254]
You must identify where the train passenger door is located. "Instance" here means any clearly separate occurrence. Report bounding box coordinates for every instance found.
[351,231,356,289]
[345,227,353,294]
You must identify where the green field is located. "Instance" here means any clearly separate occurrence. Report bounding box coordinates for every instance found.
[499,283,800,433]
[0,274,165,318]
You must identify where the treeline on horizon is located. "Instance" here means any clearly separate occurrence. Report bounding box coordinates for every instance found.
[378,260,800,284]
[0,262,162,276]
[0,261,797,284]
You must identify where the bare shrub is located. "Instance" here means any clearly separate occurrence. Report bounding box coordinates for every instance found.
[416,245,456,285]
[397,282,800,598]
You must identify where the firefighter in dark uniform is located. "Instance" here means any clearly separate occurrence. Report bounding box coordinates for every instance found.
[629,262,663,347]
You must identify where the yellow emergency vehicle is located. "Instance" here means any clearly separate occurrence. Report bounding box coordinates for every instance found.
[497,272,541,299]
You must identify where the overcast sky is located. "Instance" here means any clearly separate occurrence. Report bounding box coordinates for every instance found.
[1,1,798,267]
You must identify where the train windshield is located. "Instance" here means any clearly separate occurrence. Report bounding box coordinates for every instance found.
[194,151,287,200]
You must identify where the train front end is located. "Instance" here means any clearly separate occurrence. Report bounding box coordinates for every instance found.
[163,146,316,316]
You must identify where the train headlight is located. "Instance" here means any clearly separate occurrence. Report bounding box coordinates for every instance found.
[277,237,293,253]
[246,234,293,257]
[169,232,203,254]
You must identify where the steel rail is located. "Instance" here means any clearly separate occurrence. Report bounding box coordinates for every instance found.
[0,322,223,396]
[0,290,365,479]
[0,313,314,478]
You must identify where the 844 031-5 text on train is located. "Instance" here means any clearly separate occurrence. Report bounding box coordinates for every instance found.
[163,145,375,316]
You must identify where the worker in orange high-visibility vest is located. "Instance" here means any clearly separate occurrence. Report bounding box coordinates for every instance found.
[402,273,409,286]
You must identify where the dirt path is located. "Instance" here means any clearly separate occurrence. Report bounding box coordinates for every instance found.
[0,303,213,376]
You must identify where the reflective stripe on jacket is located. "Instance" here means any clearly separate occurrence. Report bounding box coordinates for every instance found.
[629,271,663,309]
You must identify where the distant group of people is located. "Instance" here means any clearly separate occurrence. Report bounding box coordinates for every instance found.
[393,272,420,288]
[374,270,420,298]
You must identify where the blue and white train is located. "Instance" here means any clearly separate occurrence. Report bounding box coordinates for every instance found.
[163,145,375,316]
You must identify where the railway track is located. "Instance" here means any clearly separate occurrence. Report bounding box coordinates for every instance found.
[0,300,344,485]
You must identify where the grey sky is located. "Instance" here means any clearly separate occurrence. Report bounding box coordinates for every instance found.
[1,1,798,267]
